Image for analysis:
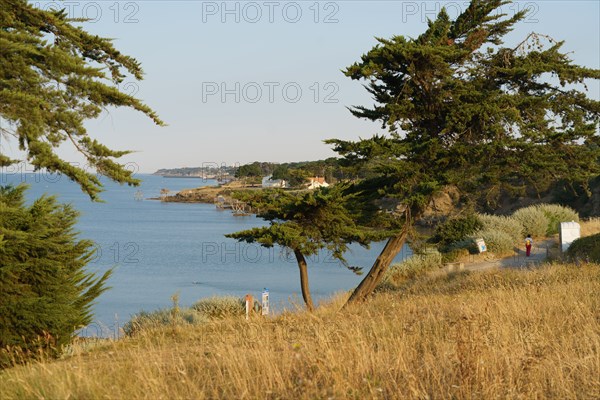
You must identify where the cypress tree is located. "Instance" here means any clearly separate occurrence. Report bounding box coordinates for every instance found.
[327,0,600,304]
[226,186,384,311]
[1,0,164,200]
[0,185,110,366]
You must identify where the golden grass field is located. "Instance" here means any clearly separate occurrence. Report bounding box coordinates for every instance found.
[581,217,600,237]
[1,263,599,399]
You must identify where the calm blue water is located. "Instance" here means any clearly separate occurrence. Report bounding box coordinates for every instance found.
[0,172,411,336]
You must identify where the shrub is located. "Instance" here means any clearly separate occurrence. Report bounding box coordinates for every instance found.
[537,204,579,235]
[123,308,208,337]
[431,214,483,247]
[565,233,600,263]
[512,206,549,238]
[192,296,246,319]
[477,214,522,243]
[381,251,443,288]
[446,239,479,254]
[441,247,471,263]
[0,185,110,367]
[124,296,246,336]
[470,229,515,256]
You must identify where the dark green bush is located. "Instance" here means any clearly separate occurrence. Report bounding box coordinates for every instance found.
[432,214,483,248]
[566,233,600,263]
[0,185,110,367]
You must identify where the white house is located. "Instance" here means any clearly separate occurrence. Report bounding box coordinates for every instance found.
[262,175,288,188]
[306,177,329,190]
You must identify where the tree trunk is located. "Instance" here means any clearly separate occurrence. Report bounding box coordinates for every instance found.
[294,249,315,312]
[345,226,410,306]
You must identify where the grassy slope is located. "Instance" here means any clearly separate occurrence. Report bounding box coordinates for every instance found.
[1,263,599,399]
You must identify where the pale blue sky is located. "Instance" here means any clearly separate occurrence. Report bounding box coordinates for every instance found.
[15,1,600,172]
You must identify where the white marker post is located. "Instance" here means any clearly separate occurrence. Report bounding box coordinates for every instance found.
[261,288,269,316]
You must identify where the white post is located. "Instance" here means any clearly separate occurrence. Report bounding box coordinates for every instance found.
[261,288,269,316]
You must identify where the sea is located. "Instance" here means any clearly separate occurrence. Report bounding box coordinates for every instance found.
[0,171,411,337]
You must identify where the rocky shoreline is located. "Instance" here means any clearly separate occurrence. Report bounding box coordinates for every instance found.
[157,181,261,204]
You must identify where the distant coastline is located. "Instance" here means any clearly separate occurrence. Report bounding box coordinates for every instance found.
[159,175,210,179]
[153,166,236,180]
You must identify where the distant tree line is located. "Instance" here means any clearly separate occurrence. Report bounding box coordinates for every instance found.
[156,159,369,187]
[234,158,373,187]
[154,165,237,177]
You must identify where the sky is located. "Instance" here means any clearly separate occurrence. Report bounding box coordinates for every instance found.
[6,1,600,173]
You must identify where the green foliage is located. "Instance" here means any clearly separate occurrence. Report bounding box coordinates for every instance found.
[227,185,387,271]
[287,169,312,187]
[432,214,483,248]
[123,308,208,337]
[192,296,246,319]
[512,206,550,238]
[238,159,347,187]
[446,238,479,254]
[124,296,246,336]
[328,0,600,218]
[436,206,579,258]
[551,177,600,218]
[565,233,600,263]
[441,247,471,263]
[235,162,265,178]
[470,228,515,255]
[271,167,311,187]
[537,204,579,235]
[430,213,520,258]
[270,164,289,181]
[1,1,164,200]
[477,214,523,243]
[0,185,111,367]
[226,185,393,309]
[326,0,598,304]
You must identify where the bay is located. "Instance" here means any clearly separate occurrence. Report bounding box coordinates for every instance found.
[0,171,411,336]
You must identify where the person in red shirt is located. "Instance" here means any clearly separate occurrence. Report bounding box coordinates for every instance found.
[525,234,533,257]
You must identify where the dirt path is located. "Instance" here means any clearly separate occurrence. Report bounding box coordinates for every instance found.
[459,238,557,273]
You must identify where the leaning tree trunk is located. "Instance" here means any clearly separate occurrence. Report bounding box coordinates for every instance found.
[294,249,315,312]
[345,225,410,306]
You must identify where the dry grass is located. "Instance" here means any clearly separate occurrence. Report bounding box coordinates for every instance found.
[1,264,599,399]
[581,217,600,237]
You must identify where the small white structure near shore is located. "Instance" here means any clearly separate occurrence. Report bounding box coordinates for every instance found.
[559,221,581,253]
[262,175,288,188]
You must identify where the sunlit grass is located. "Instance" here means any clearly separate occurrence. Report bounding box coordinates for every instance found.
[581,217,600,237]
[1,263,599,399]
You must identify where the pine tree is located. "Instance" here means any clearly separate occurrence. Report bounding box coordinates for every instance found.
[327,0,600,304]
[1,0,164,200]
[0,185,110,366]
[226,186,384,311]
